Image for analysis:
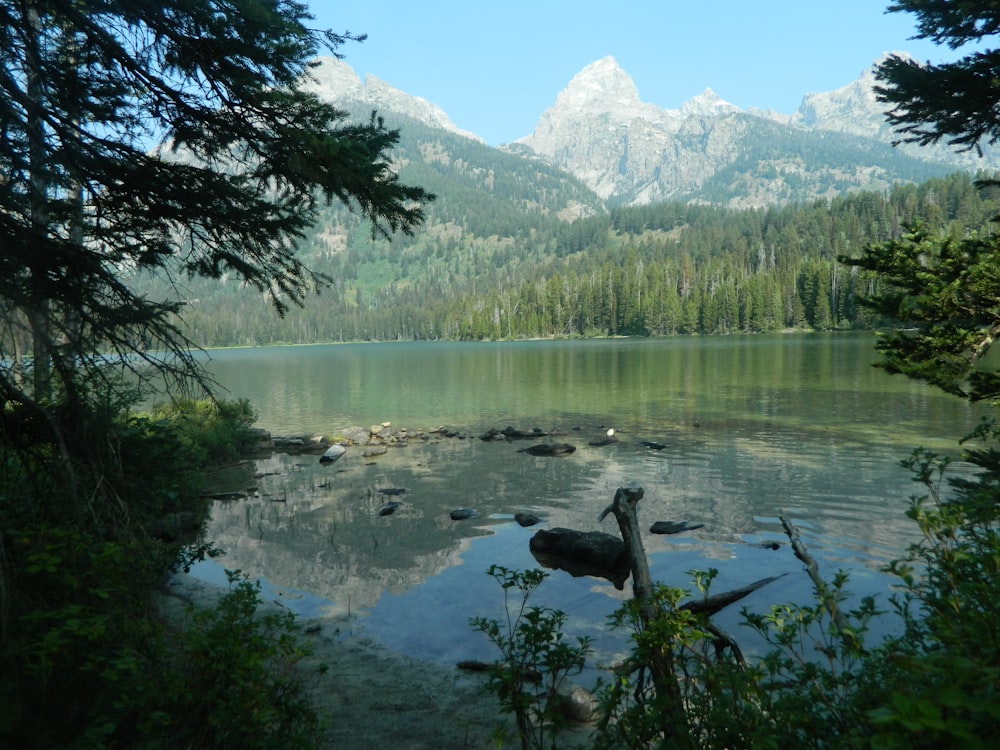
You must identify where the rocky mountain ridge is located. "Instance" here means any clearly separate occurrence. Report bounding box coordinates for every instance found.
[303,55,991,208]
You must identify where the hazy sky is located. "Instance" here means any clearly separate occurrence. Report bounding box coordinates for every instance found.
[309,1,960,146]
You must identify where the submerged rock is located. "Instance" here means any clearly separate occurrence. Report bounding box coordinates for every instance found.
[450,508,476,521]
[649,520,704,535]
[589,428,618,446]
[518,443,576,457]
[319,444,346,464]
[480,425,548,441]
[639,440,667,450]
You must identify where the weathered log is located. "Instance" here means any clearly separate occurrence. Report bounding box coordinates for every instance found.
[780,516,850,633]
[598,486,686,738]
[599,487,783,677]
[681,573,786,617]
[598,487,655,601]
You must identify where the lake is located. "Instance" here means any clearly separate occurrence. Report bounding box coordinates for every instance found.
[187,333,982,674]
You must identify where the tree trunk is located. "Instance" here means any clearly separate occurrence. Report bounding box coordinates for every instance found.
[25,2,52,402]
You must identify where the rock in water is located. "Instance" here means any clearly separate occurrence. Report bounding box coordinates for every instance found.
[378,501,401,516]
[588,436,618,446]
[649,520,704,535]
[518,443,576,457]
[529,527,630,589]
[514,513,541,527]
[319,444,346,464]
[450,508,476,521]
[590,428,617,446]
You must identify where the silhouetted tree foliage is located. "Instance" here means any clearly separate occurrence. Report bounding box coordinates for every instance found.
[876,1,1000,153]
[0,0,431,412]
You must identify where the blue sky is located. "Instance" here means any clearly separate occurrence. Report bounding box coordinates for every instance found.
[309,1,959,146]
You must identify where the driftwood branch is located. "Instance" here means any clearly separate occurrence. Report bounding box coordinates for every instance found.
[600,487,786,675]
[780,516,850,633]
[599,486,685,737]
[599,486,655,601]
[681,574,786,617]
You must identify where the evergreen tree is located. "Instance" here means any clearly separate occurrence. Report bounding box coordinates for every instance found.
[0,0,432,412]
[854,1,1000,399]
[876,1,1000,153]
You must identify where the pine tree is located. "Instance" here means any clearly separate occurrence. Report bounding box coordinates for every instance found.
[0,0,432,410]
[876,1,1000,153]
[854,1,1000,398]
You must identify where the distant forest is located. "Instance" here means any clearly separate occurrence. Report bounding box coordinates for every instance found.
[167,171,999,346]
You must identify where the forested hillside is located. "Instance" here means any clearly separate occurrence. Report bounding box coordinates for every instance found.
[156,170,998,346]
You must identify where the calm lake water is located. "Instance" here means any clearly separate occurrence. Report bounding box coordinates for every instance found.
[187,333,982,674]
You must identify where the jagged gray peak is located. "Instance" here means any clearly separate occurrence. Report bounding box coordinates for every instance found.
[300,56,482,142]
[788,52,994,169]
[680,88,741,118]
[518,56,681,139]
[516,53,997,206]
[517,56,749,203]
[546,57,648,114]
[790,56,895,137]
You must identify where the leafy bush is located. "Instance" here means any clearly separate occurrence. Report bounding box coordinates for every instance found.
[471,565,592,750]
[148,397,259,466]
[865,423,1000,749]
[0,393,323,749]
[151,571,325,750]
[737,573,888,750]
[0,529,323,749]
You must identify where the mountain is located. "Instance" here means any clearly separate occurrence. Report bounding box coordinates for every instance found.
[513,54,992,207]
[138,56,1000,347]
[301,54,991,210]
[301,56,483,142]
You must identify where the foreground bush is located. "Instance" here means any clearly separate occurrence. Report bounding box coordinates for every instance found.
[0,396,322,749]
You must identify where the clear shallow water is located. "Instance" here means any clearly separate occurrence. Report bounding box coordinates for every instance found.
[184,333,982,672]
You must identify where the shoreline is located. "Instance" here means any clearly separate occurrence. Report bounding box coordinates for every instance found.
[157,570,515,749]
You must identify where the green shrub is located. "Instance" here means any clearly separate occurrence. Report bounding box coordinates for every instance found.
[865,424,1000,749]
[471,565,592,750]
[0,535,323,749]
[592,573,764,750]
[0,391,323,749]
[152,570,325,750]
[148,397,259,466]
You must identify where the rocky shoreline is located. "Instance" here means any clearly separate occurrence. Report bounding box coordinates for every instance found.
[257,420,584,459]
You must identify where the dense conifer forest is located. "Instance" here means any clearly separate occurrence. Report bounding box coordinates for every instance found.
[160,171,999,346]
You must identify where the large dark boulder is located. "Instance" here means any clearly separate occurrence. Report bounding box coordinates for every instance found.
[529,527,630,589]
